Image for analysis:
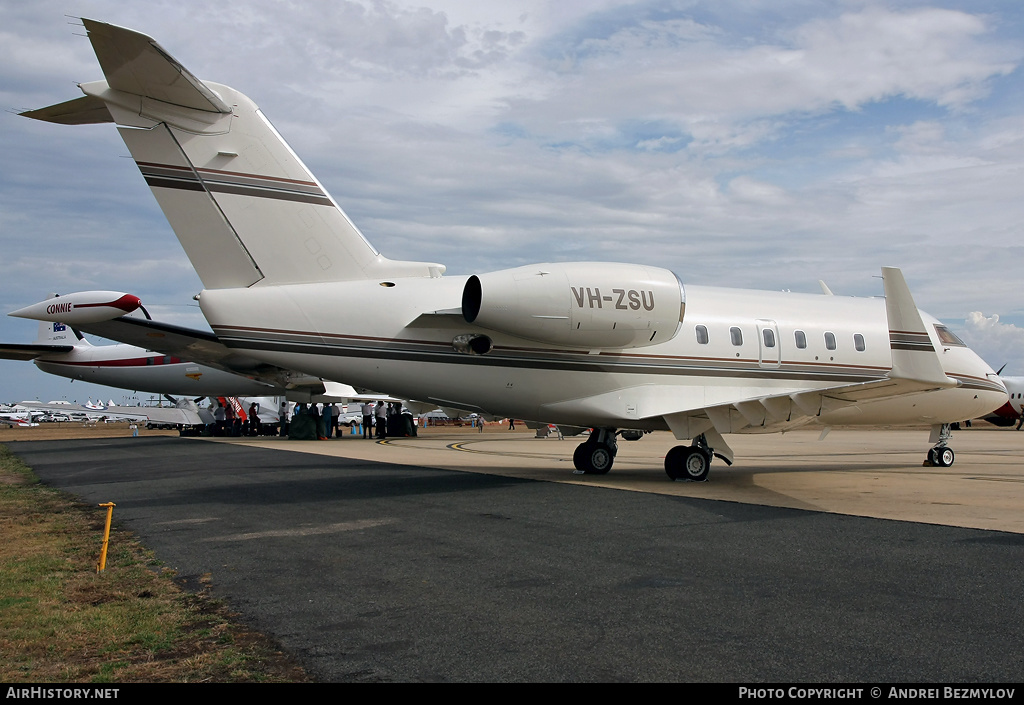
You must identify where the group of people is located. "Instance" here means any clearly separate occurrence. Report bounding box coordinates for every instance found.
[360,400,411,439]
[211,400,264,437]
[285,401,348,440]
[271,399,414,440]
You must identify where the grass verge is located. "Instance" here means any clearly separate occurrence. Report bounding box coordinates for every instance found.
[0,444,310,683]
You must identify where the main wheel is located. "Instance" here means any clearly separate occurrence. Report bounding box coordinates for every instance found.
[573,441,614,474]
[665,446,711,481]
[664,446,689,480]
[682,447,711,481]
[936,447,955,467]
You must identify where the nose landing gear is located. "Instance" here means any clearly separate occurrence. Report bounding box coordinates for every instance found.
[924,423,956,467]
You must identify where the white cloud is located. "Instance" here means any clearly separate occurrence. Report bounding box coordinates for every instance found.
[960,312,1024,374]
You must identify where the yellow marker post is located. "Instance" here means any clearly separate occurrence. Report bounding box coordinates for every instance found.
[97,502,116,572]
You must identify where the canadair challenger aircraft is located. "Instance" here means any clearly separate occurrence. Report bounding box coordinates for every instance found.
[16,19,1006,480]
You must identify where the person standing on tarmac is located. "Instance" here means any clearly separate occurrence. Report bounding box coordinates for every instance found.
[248,401,260,436]
[323,403,334,438]
[310,403,323,439]
[375,401,387,439]
[362,401,374,438]
[278,400,289,436]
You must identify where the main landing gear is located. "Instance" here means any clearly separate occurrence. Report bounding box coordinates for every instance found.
[572,430,726,481]
[924,423,956,467]
[572,429,618,474]
[664,434,719,481]
[664,444,712,481]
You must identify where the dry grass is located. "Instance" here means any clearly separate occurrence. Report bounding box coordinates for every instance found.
[0,445,310,683]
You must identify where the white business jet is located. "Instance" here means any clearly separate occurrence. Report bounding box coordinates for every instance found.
[16,19,1006,480]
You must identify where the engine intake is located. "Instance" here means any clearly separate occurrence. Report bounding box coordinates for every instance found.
[462,262,684,349]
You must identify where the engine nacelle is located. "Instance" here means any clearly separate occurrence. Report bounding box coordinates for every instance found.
[9,291,143,324]
[462,262,685,349]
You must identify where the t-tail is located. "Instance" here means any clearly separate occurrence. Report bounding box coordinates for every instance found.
[21,19,444,289]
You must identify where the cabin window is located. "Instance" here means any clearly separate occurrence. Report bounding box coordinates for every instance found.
[824,332,837,350]
[730,327,743,346]
[794,330,807,349]
[854,333,865,352]
[934,325,966,347]
[695,325,709,344]
[762,328,776,348]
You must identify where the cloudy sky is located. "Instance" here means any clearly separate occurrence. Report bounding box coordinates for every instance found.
[2,0,1023,403]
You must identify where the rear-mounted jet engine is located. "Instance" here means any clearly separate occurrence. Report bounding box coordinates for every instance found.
[462,262,685,350]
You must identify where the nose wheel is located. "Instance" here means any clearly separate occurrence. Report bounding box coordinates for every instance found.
[927,445,955,467]
[924,423,956,467]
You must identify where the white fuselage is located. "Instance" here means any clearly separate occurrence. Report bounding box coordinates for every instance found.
[199,277,1004,432]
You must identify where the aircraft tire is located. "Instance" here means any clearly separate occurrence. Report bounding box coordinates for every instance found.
[937,447,955,467]
[664,445,688,480]
[573,441,614,474]
[683,447,711,481]
[666,446,711,481]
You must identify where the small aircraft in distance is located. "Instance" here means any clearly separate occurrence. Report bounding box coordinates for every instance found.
[4,295,393,405]
[0,406,40,428]
[16,19,1007,480]
[2,304,280,398]
[981,372,1024,429]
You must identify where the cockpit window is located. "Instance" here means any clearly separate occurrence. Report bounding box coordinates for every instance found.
[933,325,966,347]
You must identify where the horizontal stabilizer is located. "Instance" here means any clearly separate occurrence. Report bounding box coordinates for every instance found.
[0,343,75,361]
[20,95,112,125]
[81,18,231,114]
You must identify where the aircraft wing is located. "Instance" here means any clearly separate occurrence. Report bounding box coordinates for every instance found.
[533,373,962,466]
[0,343,76,361]
[16,400,205,426]
[74,316,260,372]
[122,406,205,425]
[67,317,390,402]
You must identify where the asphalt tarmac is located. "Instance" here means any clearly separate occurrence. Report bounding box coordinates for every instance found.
[7,428,1024,682]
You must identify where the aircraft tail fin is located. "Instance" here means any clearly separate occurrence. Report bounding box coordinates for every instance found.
[22,19,444,289]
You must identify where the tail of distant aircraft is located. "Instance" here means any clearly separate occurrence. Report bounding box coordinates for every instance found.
[22,19,444,290]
